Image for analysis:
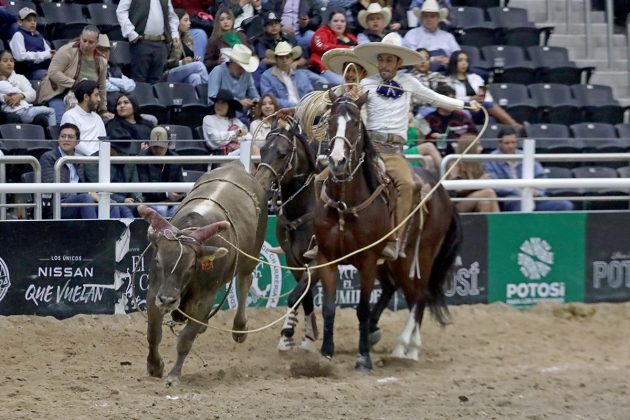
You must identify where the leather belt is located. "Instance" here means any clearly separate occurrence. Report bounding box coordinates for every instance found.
[367,131,404,154]
[142,34,166,42]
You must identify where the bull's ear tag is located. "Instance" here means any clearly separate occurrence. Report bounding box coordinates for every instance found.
[200,255,215,271]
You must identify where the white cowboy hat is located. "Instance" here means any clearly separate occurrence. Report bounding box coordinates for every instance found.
[357,3,392,29]
[353,32,425,67]
[226,44,260,73]
[413,0,449,22]
[322,48,379,77]
[264,41,302,61]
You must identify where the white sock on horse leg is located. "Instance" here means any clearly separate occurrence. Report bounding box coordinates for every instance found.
[405,325,422,361]
[392,306,417,358]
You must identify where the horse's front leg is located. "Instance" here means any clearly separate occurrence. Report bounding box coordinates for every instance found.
[356,259,378,371]
[368,265,397,347]
[318,263,338,359]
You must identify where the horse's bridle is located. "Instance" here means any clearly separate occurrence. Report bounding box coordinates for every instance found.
[328,99,365,183]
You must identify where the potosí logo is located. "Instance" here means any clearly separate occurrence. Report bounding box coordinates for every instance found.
[507,237,565,304]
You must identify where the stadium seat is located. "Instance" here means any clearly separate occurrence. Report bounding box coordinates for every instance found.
[616,166,630,178]
[51,39,70,51]
[479,123,511,152]
[527,46,594,85]
[528,83,581,126]
[40,2,87,40]
[451,6,494,29]
[482,45,536,84]
[488,83,538,123]
[86,3,120,34]
[195,84,209,106]
[571,84,628,125]
[543,166,579,205]
[456,27,497,48]
[615,123,630,140]
[153,83,209,128]
[160,125,208,170]
[572,166,628,210]
[182,170,205,183]
[109,41,131,75]
[0,124,50,157]
[570,122,622,155]
[452,0,502,8]
[525,123,575,154]
[130,82,168,124]
[487,6,553,46]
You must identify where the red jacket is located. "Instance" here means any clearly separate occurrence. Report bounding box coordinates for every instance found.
[172,0,213,16]
[309,26,357,73]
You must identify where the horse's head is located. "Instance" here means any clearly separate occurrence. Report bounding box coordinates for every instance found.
[258,117,317,189]
[327,90,368,180]
[138,205,229,314]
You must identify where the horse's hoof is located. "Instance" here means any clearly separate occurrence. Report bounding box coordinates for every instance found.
[232,331,248,343]
[277,336,295,352]
[355,354,373,371]
[405,350,420,361]
[299,337,317,352]
[391,345,406,359]
[147,358,164,378]
[165,375,180,387]
[368,329,382,347]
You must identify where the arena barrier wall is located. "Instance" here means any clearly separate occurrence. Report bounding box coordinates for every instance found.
[0,212,629,319]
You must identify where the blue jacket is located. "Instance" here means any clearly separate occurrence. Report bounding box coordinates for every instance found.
[260,66,314,108]
[483,149,547,197]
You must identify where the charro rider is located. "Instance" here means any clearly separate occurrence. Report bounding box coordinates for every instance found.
[288,33,479,260]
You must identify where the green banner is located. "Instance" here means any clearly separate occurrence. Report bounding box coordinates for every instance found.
[487,213,586,307]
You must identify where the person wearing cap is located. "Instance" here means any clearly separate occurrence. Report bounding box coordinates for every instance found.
[402,0,459,67]
[60,80,107,157]
[202,89,253,155]
[137,126,184,218]
[164,9,208,86]
[260,42,313,108]
[350,32,478,259]
[116,0,181,84]
[254,12,305,68]
[356,3,393,45]
[206,43,260,113]
[263,0,322,50]
[8,7,54,80]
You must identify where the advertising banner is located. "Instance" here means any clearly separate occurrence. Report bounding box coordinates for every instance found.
[585,213,630,303]
[487,213,586,307]
[0,220,124,318]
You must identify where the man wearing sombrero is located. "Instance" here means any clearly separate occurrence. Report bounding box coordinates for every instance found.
[356,3,393,44]
[260,41,314,108]
[350,32,478,259]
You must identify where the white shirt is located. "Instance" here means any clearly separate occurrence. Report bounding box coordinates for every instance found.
[61,106,107,156]
[277,69,300,105]
[361,72,464,139]
[402,26,460,57]
[116,0,179,42]
[449,73,494,103]
[0,72,36,113]
[202,114,251,150]
[9,31,52,63]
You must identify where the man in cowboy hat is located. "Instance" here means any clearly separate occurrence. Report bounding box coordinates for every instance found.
[352,32,477,259]
[207,43,260,111]
[356,3,393,44]
[260,41,314,108]
[254,11,306,68]
[403,0,459,67]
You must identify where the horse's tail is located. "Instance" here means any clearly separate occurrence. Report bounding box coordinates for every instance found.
[425,208,462,325]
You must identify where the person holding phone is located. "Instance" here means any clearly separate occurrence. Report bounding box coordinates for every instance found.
[164,9,209,86]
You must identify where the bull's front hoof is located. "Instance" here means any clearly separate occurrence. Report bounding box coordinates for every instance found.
[164,374,180,387]
[355,354,373,371]
[232,322,248,343]
[147,358,164,378]
[368,329,382,347]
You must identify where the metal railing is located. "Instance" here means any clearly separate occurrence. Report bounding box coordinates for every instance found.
[0,154,42,219]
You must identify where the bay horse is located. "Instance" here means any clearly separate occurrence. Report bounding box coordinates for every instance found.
[255,118,321,351]
[315,92,462,370]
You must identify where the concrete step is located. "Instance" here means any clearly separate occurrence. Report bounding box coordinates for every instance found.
[509,0,607,24]
[574,58,629,71]
[549,34,628,59]
[546,22,609,35]
[589,71,630,90]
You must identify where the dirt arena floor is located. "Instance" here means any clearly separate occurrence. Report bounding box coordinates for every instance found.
[1,302,629,419]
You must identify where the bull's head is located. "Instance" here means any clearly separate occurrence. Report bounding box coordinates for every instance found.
[138,205,230,314]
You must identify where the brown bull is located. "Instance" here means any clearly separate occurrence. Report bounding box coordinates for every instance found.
[138,162,268,386]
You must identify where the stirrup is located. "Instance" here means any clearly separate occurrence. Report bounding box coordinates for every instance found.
[303,245,318,260]
[381,241,398,261]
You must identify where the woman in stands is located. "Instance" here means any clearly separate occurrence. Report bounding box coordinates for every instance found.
[249,93,280,150]
[203,89,253,155]
[165,9,209,86]
[310,10,358,86]
[204,6,250,72]
[105,94,155,154]
[446,50,523,130]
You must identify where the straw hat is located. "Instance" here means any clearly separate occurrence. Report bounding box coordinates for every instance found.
[413,0,449,21]
[225,44,260,73]
[357,3,392,29]
[97,34,110,49]
[322,48,379,76]
[353,32,425,67]
[265,41,302,61]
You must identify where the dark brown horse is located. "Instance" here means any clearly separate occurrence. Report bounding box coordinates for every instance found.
[315,92,462,370]
[255,118,321,351]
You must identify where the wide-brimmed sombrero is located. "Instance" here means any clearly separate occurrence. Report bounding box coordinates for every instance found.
[322,48,379,76]
[413,0,449,22]
[357,3,392,29]
[353,32,425,67]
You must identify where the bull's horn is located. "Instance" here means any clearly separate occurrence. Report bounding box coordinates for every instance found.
[190,221,230,244]
[138,204,176,234]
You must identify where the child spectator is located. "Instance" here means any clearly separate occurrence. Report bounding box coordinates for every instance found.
[203,89,252,154]
[9,7,54,80]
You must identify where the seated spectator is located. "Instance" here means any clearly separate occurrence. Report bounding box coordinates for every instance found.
[204,6,249,72]
[250,93,281,149]
[137,127,184,218]
[260,42,312,108]
[40,123,98,220]
[171,0,213,57]
[84,139,143,218]
[424,84,477,153]
[446,134,500,213]
[207,44,260,114]
[255,12,306,69]
[203,89,252,154]
[106,94,154,149]
[37,25,112,124]
[408,47,448,116]
[164,9,208,86]
[0,50,56,128]
[0,8,17,43]
[264,0,322,50]
[310,10,358,86]
[357,3,393,44]
[96,35,136,95]
[484,127,574,212]
[403,0,458,68]
[446,50,522,130]
[61,80,107,157]
[9,7,53,80]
